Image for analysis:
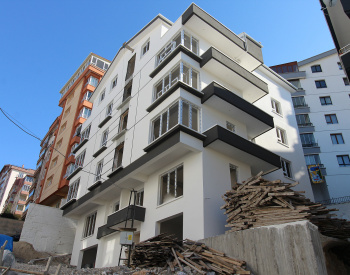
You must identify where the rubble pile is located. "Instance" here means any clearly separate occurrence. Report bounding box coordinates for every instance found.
[131,234,250,274]
[221,172,350,239]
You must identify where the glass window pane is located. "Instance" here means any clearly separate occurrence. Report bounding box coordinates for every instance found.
[182,102,189,127]
[192,38,198,54]
[174,33,181,47]
[176,166,183,198]
[153,117,160,140]
[184,33,191,49]
[169,103,179,129]
[192,108,198,131]
[155,82,163,98]
[183,65,190,85]
[192,70,198,89]
[160,175,168,205]
[161,112,167,135]
[171,66,180,85]
[169,171,176,197]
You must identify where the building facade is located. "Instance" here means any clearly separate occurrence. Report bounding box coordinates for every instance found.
[0,165,35,214]
[37,54,110,207]
[61,4,314,268]
[271,49,350,202]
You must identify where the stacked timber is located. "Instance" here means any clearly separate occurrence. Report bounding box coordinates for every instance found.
[131,235,250,274]
[221,172,350,239]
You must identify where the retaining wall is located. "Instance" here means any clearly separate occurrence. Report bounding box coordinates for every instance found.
[0,217,24,236]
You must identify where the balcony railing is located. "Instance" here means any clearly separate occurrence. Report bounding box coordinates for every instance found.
[293,103,308,108]
[297,122,313,127]
[339,44,350,55]
[302,142,318,148]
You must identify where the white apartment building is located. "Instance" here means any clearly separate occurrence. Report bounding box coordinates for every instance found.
[272,49,350,202]
[61,4,314,268]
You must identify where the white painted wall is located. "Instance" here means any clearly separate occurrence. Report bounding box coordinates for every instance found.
[20,203,77,254]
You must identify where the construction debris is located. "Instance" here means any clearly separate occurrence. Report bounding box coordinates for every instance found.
[131,234,251,274]
[221,172,350,239]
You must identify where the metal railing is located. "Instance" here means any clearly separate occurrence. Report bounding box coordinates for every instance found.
[339,44,350,55]
[317,195,350,205]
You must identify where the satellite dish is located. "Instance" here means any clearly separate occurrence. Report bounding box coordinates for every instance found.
[323,0,338,7]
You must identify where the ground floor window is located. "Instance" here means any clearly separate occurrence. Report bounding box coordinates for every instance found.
[281,159,292,178]
[229,164,238,188]
[159,165,183,205]
[83,212,97,238]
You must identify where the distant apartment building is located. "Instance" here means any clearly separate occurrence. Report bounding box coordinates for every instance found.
[3,175,33,218]
[61,4,314,268]
[36,54,110,207]
[319,0,350,80]
[0,165,35,213]
[271,49,350,202]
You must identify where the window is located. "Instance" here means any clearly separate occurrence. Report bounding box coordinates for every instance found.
[22,184,30,192]
[18,172,24,178]
[99,90,105,103]
[64,107,71,118]
[276,127,287,145]
[19,194,27,201]
[159,165,183,205]
[114,202,120,212]
[86,76,98,87]
[95,160,103,182]
[66,92,74,104]
[74,125,82,137]
[156,30,198,66]
[91,56,109,70]
[226,122,235,133]
[271,99,282,115]
[292,96,307,108]
[81,125,91,141]
[311,65,322,73]
[59,122,67,134]
[46,176,53,188]
[106,102,113,116]
[229,164,238,188]
[111,76,118,89]
[337,155,350,167]
[83,212,97,238]
[151,100,199,141]
[300,133,317,147]
[119,109,129,132]
[101,129,109,147]
[16,205,24,212]
[320,96,332,105]
[153,62,199,101]
[281,159,292,178]
[65,164,75,178]
[82,91,92,101]
[338,62,343,70]
[79,107,92,119]
[305,154,322,166]
[123,81,132,102]
[112,143,124,171]
[344,77,350,86]
[125,54,136,80]
[51,157,58,168]
[289,79,302,89]
[76,150,86,168]
[135,190,144,206]
[331,133,344,144]
[25,176,33,183]
[315,80,327,88]
[141,40,150,56]
[56,138,63,148]
[325,114,339,124]
[67,178,79,202]
[296,114,312,127]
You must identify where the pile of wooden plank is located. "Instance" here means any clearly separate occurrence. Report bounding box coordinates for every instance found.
[131,235,250,274]
[221,172,350,239]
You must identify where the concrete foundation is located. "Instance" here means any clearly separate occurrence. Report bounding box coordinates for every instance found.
[0,217,24,236]
[20,204,77,254]
[201,221,327,275]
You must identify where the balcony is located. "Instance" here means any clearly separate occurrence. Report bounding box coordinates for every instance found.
[203,125,281,175]
[182,4,263,71]
[279,71,306,81]
[201,82,274,139]
[97,205,146,239]
[200,47,268,103]
[293,105,310,114]
[70,136,80,146]
[79,100,93,110]
[72,138,88,154]
[297,123,315,133]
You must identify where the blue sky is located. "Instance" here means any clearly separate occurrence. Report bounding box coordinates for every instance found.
[0,0,334,170]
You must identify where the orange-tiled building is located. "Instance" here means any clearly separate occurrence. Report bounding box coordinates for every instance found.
[37,53,110,207]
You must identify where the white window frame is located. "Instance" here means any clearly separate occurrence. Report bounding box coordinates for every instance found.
[111,75,118,90]
[141,40,150,57]
[271,98,282,116]
[82,211,97,238]
[76,150,86,168]
[81,124,91,141]
[276,127,287,145]
[112,143,124,171]
[67,178,80,202]
[101,129,109,148]
[99,89,106,103]
[281,159,293,179]
[106,102,113,116]
[158,164,183,205]
[135,190,144,206]
[95,160,104,182]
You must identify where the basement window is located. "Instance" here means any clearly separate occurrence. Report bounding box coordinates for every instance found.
[159,165,183,205]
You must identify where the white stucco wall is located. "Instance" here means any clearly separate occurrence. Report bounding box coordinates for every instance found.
[20,203,77,254]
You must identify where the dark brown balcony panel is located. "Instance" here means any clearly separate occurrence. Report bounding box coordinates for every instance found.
[147,81,203,112]
[93,146,107,158]
[97,224,118,239]
[200,47,268,103]
[66,167,82,181]
[98,115,112,128]
[107,205,146,230]
[149,45,202,78]
[202,82,273,139]
[72,138,88,154]
[203,125,281,175]
[60,198,76,210]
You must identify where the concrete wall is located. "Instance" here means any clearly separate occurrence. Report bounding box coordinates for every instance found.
[20,203,77,254]
[0,217,24,236]
[201,221,327,275]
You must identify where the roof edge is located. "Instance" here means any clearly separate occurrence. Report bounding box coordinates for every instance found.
[298,49,337,67]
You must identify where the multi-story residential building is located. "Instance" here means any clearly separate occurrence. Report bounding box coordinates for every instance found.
[3,175,33,218]
[0,165,35,213]
[271,49,350,202]
[37,54,110,207]
[22,117,60,219]
[319,0,350,80]
[61,4,314,268]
